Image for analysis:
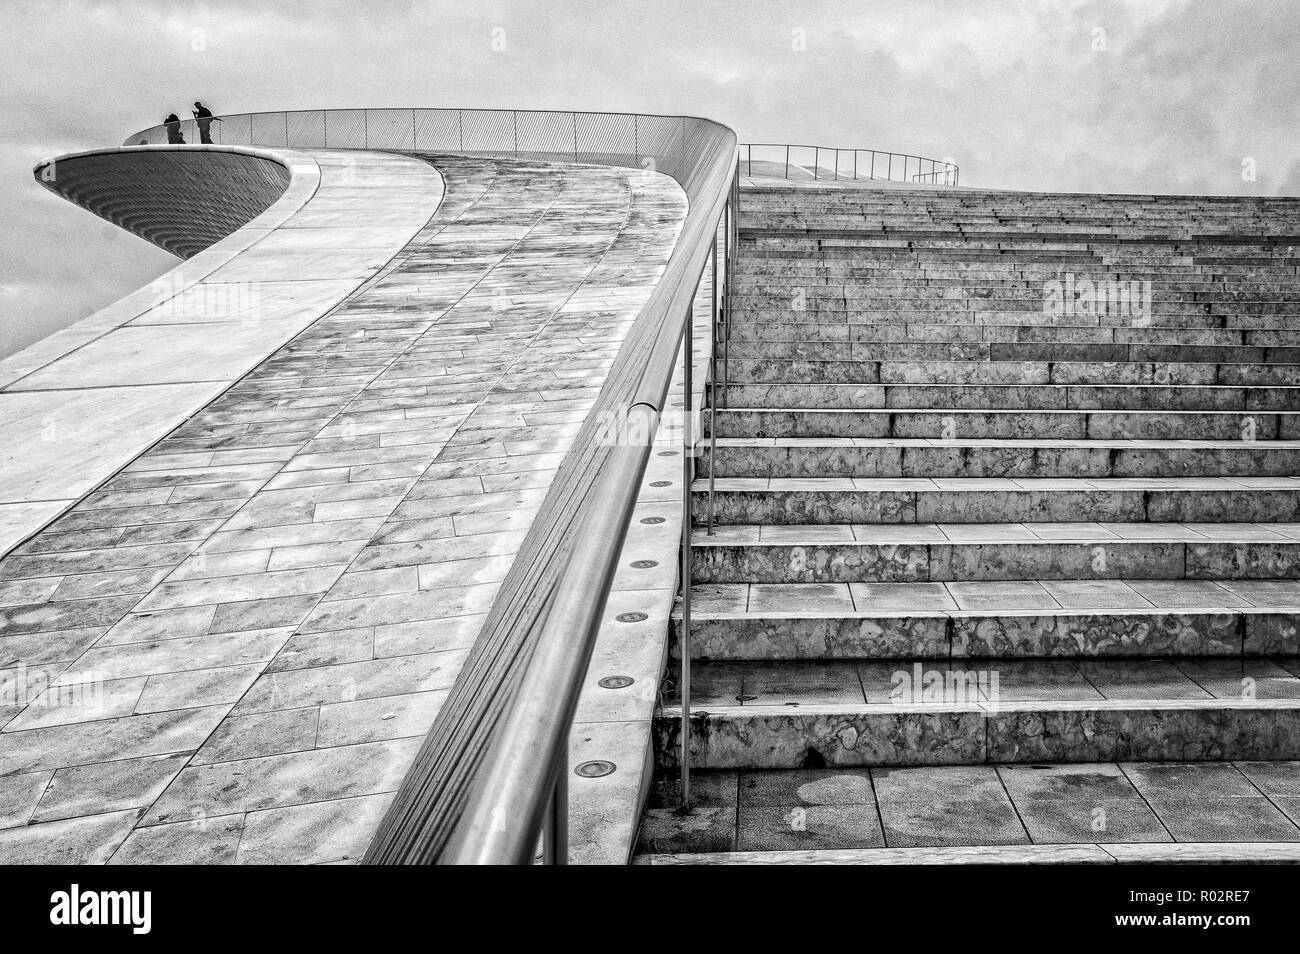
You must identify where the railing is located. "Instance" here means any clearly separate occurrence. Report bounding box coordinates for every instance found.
[127,107,722,181]
[740,142,959,187]
[124,107,738,864]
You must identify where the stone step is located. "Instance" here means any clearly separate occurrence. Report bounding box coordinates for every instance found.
[739,256,1300,275]
[723,339,1300,365]
[673,579,1300,660]
[633,763,1300,859]
[700,438,1300,479]
[653,658,1300,769]
[691,524,1300,583]
[721,357,1300,386]
[705,408,1299,440]
[734,309,1298,329]
[720,382,1300,411]
[725,321,1300,346]
[691,477,1300,524]
[734,276,1300,296]
[635,844,1300,865]
[734,295,1300,317]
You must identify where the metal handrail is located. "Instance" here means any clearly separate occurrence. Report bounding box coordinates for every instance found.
[440,120,738,865]
[740,141,959,187]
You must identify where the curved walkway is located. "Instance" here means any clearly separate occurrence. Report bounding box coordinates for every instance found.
[1,147,444,557]
[0,153,686,863]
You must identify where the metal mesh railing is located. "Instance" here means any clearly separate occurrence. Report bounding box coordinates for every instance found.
[740,142,959,186]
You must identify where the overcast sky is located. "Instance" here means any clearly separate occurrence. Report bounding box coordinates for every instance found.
[3,0,1297,358]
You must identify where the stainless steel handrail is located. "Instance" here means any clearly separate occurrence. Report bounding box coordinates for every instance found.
[740,141,959,187]
[443,123,738,865]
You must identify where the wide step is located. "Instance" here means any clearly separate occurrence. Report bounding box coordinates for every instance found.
[702,439,1300,478]
[675,579,1300,660]
[635,763,1300,858]
[695,477,1300,523]
[655,658,1300,768]
[693,523,1300,583]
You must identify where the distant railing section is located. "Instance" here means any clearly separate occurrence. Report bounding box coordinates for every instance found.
[740,142,959,187]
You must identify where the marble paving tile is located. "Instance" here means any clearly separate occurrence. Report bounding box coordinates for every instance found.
[740,662,866,707]
[945,580,1060,611]
[1127,579,1248,608]
[142,737,422,825]
[31,753,188,823]
[1150,798,1300,842]
[1040,579,1153,609]
[0,770,52,829]
[1080,660,1212,700]
[0,809,139,864]
[192,707,320,765]
[0,705,229,776]
[872,766,1029,848]
[849,582,957,612]
[747,583,854,613]
[1232,760,1300,797]
[235,792,394,864]
[1015,796,1172,844]
[109,814,245,865]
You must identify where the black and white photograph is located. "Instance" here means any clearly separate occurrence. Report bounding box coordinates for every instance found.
[0,0,1297,929]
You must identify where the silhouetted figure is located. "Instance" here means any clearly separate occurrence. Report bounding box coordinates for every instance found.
[164,113,185,144]
[192,102,215,144]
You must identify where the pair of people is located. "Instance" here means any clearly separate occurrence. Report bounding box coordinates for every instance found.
[163,102,217,144]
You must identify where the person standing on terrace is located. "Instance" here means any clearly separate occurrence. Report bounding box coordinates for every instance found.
[164,113,184,144]
[192,101,215,144]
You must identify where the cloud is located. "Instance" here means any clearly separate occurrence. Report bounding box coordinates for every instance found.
[2,0,1296,357]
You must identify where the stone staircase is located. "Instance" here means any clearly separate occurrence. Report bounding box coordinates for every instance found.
[636,183,1300,863]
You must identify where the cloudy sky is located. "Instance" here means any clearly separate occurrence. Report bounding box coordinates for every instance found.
[3,0,1297,358]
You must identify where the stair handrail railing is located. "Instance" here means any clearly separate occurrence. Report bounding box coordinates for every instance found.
[739,142,959,187]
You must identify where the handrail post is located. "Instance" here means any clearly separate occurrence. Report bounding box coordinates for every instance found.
[679,303,694,811]
[542,758,568,865]
[707,230,718,534]
[722,192,732,409]
[784,144,789,179]
[813,146,819,180]
[834,148,839,181]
